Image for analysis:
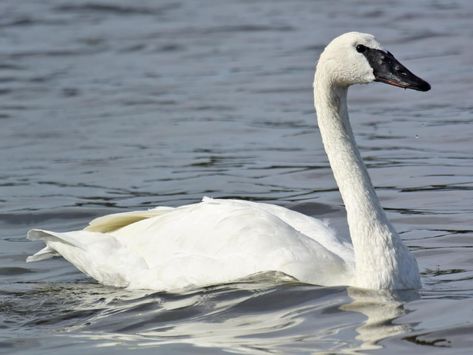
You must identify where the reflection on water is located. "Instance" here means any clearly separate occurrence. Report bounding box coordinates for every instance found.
[4,281,406,354]
[342,288,418,353]
[6,281,422,354]
[1,0,473,353]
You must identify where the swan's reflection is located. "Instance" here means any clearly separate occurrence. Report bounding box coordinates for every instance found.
[52,281,418,354]
[340,287,419,353]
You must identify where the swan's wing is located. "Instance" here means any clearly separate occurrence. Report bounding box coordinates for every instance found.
[85,206,174,233]
[201,197,354,263]
[109,199,352,287]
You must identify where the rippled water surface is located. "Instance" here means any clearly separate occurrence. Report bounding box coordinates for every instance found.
[1,0,473,354]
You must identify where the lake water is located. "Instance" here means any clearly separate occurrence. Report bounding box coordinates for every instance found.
[1,0,472,353]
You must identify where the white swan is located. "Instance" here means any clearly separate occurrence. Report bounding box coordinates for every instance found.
[27,32,430,291]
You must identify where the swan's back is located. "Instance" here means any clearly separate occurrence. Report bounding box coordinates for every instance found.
[28,198,354,290]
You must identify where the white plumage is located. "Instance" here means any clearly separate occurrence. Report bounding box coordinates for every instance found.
[28,198,354,290]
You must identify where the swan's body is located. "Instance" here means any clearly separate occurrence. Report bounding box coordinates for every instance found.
[27,32,430,291]
[28,198,354,290]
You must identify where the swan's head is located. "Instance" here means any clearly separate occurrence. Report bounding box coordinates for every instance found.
[316,32,430,91]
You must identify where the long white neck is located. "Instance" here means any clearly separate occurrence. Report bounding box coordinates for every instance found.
[314,68,420,290]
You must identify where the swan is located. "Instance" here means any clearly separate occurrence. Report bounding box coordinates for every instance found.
[26,32,430,291]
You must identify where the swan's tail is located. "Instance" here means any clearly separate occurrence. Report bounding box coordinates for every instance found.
[26,245,58,262]
[27,229,83,262]
[26,229,147,288]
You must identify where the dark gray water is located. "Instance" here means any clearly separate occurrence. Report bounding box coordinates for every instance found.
[1,0,472,353]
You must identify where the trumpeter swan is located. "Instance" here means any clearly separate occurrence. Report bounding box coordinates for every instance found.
[27,32,430,291]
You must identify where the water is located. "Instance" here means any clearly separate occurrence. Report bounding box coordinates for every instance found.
[1,0,472,353]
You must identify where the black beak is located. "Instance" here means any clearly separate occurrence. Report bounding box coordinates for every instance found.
[363,48,431,92]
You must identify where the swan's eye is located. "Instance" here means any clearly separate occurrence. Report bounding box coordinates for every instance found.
[356,44,367,53]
